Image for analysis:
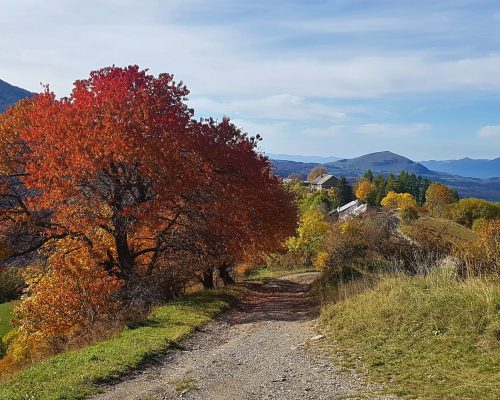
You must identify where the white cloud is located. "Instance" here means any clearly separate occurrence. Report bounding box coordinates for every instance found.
[357,123,431,137]
[478,125,500,139]
[2,2,500,100]
[191,94,346,122]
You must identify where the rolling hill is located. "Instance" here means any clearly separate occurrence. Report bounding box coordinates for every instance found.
[0,79,33,113]
[327,151,434,176]
[420,157,500,179]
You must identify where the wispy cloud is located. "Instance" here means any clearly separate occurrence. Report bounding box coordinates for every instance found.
[192,95,346,122]
[1,0,500,158]
[478,125,500,139]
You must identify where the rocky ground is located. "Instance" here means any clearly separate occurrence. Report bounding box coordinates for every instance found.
[93,272,394,400]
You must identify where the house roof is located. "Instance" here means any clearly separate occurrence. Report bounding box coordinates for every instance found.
[337,199,358,213]
[310,174,337,185]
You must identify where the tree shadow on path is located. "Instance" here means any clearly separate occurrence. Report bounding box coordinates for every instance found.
[227,276,320,325]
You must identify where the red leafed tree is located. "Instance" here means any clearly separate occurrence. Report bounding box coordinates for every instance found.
[0,66,298,362]
[184,118,297,287]
[0,65,297,314]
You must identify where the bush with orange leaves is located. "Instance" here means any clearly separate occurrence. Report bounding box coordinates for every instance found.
[454,219,500,277]
[2,238,123,363]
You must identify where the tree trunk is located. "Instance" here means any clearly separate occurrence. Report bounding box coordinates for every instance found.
[201,269,214,289]
[218,263,235,285]
[114,231,134,281]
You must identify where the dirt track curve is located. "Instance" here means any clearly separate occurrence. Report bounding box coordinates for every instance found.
[93,272,393,400]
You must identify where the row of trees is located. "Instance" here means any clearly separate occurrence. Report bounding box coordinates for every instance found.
[0,66,298,362]
[355,170,435,206]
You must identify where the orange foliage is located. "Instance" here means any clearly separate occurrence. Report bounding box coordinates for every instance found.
[5,238,123,361]
[454,219,500,276]
[0,66,298,362]
[355,179,376,204]
[425,183,457,217]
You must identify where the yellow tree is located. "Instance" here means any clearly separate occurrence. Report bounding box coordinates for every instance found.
[425,183,457,217]
[355,178,377,205]
[381,191,417,209]
[286,208,329,265]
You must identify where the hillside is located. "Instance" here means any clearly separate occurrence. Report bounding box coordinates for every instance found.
[420,157,500,179]
[327,151,434,175]
[0,79,33,113]
[271,151,500,201]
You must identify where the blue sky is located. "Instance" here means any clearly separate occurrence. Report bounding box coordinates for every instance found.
[1,0,500,160]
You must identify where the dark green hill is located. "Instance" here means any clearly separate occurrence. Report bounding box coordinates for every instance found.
[0,79,33,113]
[328,151,434,175]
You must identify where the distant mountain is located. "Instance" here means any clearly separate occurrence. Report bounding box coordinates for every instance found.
[327,151,434,176]
[271,150,500,201]
[420,157,500,179]
[0,79,33,113]
[267,153,341,163]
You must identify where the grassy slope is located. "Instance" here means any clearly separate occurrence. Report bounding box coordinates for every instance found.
[320,270,500,399]
[0,302,13,338]
[0,286,247,400]
[401,215,477,243]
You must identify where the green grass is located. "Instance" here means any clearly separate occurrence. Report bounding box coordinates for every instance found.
[0,286,247,400]
[169,377,198,393]
[243,267,316,281]
[0,302,13,338]
[320,269,500,399]
[401,215,477,244]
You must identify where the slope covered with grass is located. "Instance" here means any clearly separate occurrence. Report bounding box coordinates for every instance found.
[0,302,13,339]
[0,286,246,400]
[320,269,500,399]
[401,215,477,243]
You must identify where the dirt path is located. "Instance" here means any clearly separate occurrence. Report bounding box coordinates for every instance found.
[93,272,391,400]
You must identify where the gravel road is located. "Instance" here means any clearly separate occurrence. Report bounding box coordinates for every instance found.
[93,272,393,400]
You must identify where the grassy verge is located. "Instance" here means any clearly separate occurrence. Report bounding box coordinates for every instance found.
[320,269,500,399]
[0,286,247,400]
[0,302,13,338]
[243,267,316,281]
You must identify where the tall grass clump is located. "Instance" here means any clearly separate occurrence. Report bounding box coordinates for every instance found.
[320,265,500,399]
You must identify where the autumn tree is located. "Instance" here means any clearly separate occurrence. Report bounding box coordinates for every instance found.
[355,178,377,205]
[0,99,56,265]
[0,66,298,360]
[287,172,304,181]
[381,191,417,209]
[448,198,500,228]
[307,166,328,182]
[425,183,458,217]
[286,208,328,266]
[454,219,500,276]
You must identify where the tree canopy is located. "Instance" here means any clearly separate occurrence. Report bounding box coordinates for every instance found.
[0,66,298,361]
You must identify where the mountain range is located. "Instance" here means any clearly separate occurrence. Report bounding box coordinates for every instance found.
[420,158,500,179]
[270,151,500,201]
[0,79,33,113]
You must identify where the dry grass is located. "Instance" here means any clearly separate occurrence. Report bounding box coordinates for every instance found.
[320,267,500,399]
[401,216,477,245]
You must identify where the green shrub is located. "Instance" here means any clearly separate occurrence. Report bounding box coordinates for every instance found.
[400,206,419,223]
[448,198,500,228]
